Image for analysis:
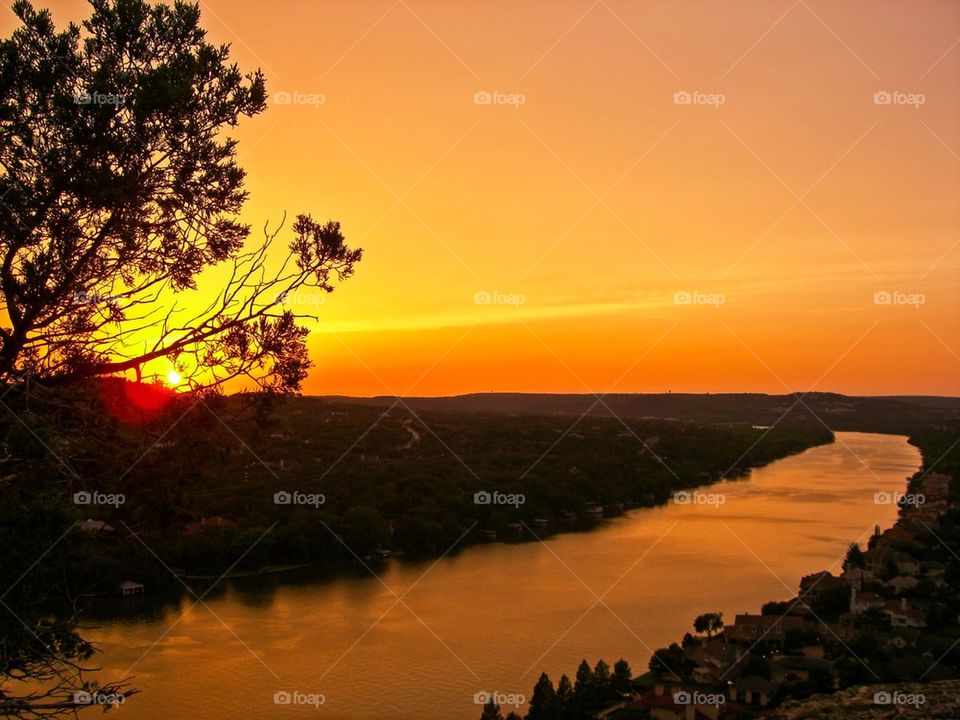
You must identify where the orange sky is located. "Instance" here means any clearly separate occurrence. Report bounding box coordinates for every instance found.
[9,1,960,396]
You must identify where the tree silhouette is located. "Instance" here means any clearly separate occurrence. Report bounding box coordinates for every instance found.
[648,642,690,680]
[594,658,611,697]
[570,659,596,717]
[693,611,724,638]
[844,542,865,570]
[555,674,573,719]
[611,658,632,694]
[0,0,360,715]
[526,673,558,720]
[0,0,361,392]
[480,697,502,720]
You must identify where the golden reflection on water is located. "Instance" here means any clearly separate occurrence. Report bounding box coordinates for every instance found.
[91,432,920,719]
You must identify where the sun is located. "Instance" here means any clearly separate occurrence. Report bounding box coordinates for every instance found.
[166,370,182,386]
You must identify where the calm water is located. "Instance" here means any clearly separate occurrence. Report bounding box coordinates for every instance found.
[89,432,919,719]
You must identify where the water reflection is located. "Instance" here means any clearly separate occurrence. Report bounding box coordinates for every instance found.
[88,432,920,719]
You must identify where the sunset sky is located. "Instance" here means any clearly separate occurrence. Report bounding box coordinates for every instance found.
[9,0,960,396]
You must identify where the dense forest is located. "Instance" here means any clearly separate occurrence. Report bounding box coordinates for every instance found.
[2,383,835,593]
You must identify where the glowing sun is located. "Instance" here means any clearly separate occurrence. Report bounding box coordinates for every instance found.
[166,370,182,386]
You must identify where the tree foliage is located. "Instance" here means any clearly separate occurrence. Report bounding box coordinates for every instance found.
[693,611,724,638]
[0,0,361,391]
[0,0,360,715]
[526,673,557,720]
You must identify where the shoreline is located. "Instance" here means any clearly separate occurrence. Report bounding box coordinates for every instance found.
[140,432,840,589]
[604,427,955,719]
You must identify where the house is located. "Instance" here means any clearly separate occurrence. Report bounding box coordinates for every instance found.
[119,580,144,596]
[478,529,497,541]
[533,518,549,531]
[799,571,847,603]
[633,691,685,720]
[631,685,727,720]
[729,676,779,707]
[686,639,743,685]
[884,598,927,628]
[841,567,871,587]
[850,589,885,615]
[818,615,858,645]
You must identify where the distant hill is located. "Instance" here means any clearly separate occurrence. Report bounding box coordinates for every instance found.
[312,392,960,434]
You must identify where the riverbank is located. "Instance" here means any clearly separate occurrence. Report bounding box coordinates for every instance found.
[78,431,921,720]
[766,680,960,720]
[73,406,835,596]
[591,424,960,719]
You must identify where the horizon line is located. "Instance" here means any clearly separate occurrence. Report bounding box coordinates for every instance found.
[293,390,960,400]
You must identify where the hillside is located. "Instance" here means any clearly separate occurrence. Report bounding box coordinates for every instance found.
[765,680,960,719]
[318,392,960,434]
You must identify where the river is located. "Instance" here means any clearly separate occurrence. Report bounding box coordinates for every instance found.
[87,431,920,719]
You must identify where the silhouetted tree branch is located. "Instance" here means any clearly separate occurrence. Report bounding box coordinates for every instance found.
[0,0,362,714]
[0,0,361,391]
